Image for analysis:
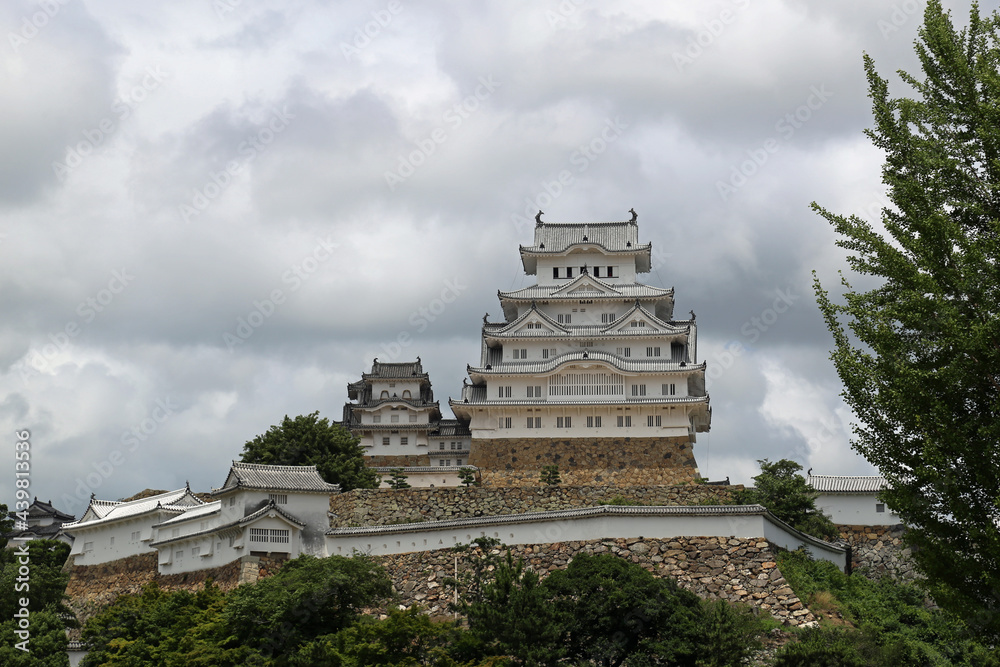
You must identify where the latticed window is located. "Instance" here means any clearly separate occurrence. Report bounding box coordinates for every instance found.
[549,372,623,397]
[269,494,287,504]
[270,529,290,544]
[250,528,268,543]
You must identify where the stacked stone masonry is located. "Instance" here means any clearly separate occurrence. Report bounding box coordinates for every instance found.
[836,524,918,582]
[469,437,699,487]
[377,537,816,627]
[329,484,740,527]
[63,552,287,636]
[366,454,431,467]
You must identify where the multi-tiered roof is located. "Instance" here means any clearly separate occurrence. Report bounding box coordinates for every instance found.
[452,216,711,440]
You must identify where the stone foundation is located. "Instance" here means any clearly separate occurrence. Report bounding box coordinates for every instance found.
[468,436,699,486]
[376,536,816,626]
[366,454,432,467]
[64,551,288,633]
[836,524,917,581]
[329,484,740,528]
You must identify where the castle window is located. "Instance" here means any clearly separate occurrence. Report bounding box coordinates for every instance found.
[383,437,390,446]
[566,267,573,278]
[616,347,631,357]
[526,417,541,428]
[556,416,572,428]
[662,383,676,396]
[617,416,632,427]
[409,414,417,422]
[587,416,602,428]
[498,417,512,429]
[647,415,662,427]
[594,267,601,277]
[84,542,93,552]
[175,550,183,560]
[400,437,408,446]
[131,531,140,542]
[601,313,616,323]
[549,371,624,397]
[553,267,559,278]
[440,442,446,449]
[631,384,647,397]
[450,441,456,449]
[271,529,290,544]
[542,348,557,358]
[527,385,542,398]
[402,390,411,398]
[456,459,463,466]
[557,314,572,324]
[380,390,389,399]
[498,386,512,398]
[876,504,885,513]
[512,349,528,359]
[646,347,661,357]
[391,414,399,423]
[270,494,287,504]
[250,528,268,543]
[373,415,381,423]
[606,266,615,277]
[191,547,201,557]
[439,460,446,466]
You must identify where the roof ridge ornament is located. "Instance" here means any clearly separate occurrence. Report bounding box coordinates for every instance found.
[535,210,544,225]
[629,208,637,223]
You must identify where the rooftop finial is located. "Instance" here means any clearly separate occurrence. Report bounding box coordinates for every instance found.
[483,312,489,324]
[689,310,696,320]
[629,208,637,223]
[535,210,544,225]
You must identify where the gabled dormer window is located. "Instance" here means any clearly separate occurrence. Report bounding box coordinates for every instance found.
[380,390,389,399]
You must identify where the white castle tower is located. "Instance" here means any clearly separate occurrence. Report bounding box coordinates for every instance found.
[451,214,711,486]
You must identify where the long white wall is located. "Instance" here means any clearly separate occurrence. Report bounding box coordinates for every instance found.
[326,505,848,571]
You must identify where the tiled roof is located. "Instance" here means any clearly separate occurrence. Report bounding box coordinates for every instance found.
[15,499,75,521]
[149,500,305,547]
[522,221,647,254]
[211,462,340,495]
[153,501,222,527]
[808,475,889,493]
[499,282,672,301]
[469,350,706,375]
[64,489,204,531]
[363,359,428,379]
[429,419,471,437]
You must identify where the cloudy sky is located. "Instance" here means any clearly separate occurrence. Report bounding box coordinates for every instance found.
[1,0,991,514]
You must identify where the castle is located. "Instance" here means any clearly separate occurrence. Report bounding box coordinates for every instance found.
[345,215,711,488]
[59,215,908,653]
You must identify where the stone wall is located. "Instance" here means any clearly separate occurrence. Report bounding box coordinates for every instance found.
[836,524,918,581]
[329,484,740,528]
[366,454,431,467]
[468,436,699,486]
[63,551,288,633]
[376,536,816,627]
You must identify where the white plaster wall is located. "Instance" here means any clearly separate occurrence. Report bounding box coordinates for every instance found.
[377,470,465,488]
[816,493,899,526]
[326,511,847,570]
[68,516,161,566]
[468,401,696,438]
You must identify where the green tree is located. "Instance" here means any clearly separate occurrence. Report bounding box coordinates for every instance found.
[222,554,392,659]
[539,465,561,486]
[458,467,477,487]
[0,539,74,622]
[0,503,14,549]
[0,609,70,667]
[812,0,1000,636]
[240,411,378,490]
[734,459,838,540]
[388,468,411,490]
[543,552,705,667]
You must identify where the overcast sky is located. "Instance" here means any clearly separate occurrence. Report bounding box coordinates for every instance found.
[2,0,992,514]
